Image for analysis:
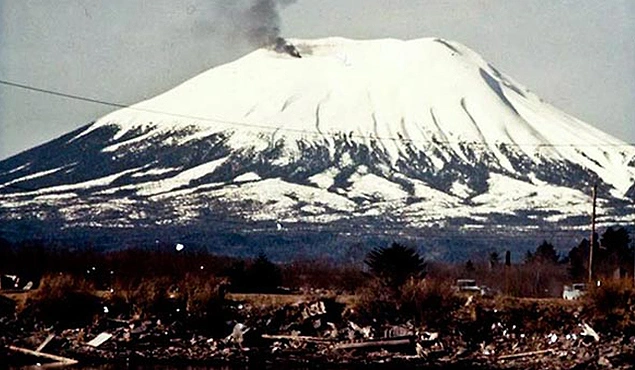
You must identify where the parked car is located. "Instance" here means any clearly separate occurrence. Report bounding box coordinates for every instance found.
[455,279,496,297]
[562,283,587,300]
[455,279,480,293]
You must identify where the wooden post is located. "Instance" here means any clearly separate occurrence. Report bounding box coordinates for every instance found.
[588,183,597,283]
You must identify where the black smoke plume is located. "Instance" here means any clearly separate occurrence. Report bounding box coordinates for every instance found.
[245,0,291,46]
[209,0,301,57]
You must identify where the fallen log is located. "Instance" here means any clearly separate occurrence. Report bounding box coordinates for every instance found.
[8,345,79,365]
[333,336,414,351]
[261,334,337,343]
[497,349,554,361]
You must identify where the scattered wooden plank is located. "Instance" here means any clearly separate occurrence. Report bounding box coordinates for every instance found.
[333,337,414,351]
[106,317,131,325]
[36,333,56,352]
[8,345,78,365]
[497,349,554,360]
[261,334,336,343]
[32,362,77,369]
[86,332,113,347]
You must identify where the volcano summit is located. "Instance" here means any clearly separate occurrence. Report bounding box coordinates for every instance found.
[1,38,634,259]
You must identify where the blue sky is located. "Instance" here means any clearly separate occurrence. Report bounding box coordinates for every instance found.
[1,0,633,159]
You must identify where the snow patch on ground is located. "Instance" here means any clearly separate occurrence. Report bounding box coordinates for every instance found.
[233,172,262,183]
[3,168,140,197]
[131,167,180,178]
[471,173,590,215]
[308,168,338,189]
[346,170,409,201]
[136,157,228,196]
[1,166,66,188]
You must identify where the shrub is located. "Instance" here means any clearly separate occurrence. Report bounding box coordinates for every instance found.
[584,279,635,335]
[228,254,282,293]
[179,274,231,336]
[108,274,231,334]
[23,274,100,328]
[353,278,402,325]
[110,276,181,318]
[354,278,464,330]
[401,279,464,329]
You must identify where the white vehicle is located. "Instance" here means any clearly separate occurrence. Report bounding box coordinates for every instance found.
[455,279,480,293]
[455,279,495,297]
[562,283,587,300]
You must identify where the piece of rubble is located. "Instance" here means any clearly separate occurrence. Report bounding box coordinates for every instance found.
[420,331,439,342]
[87,332,113,347]
[597,356,611,367]
[349,321,372,339]
[228,323,248,346]
[385,325,412,338]
[581,322,600,342]
[302,301,326,319]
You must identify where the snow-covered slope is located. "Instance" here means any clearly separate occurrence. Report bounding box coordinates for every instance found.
[1,37,634,257]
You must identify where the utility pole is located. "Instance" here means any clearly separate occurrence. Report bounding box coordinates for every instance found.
[588,183,597,283]
[632,238,635,285]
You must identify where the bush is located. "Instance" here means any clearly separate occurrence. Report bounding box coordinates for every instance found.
[110,276,183,319]
[401,279,464,329]
[354,278,464,330]
[228,254,282,293]
[353,278,402,325]
[180,274,231,335]
[108,274,231,334]
[584,279,635,335]
[23,274,100,328]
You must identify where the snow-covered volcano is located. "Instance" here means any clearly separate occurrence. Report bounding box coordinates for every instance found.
[1,38,634,259]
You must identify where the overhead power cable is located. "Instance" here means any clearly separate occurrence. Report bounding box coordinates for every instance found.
[0,79,128,109]
[2,78,635,148]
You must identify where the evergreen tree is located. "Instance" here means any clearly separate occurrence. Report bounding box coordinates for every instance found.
[597,227,632,277]
[532,240,559,264]
[489,251,500,269]
[227,254,282,293]
[464,259,475,274]
[365,242,426,291]
[567,238,588,281]
[524,250,534,264]
[246,253,282,293]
